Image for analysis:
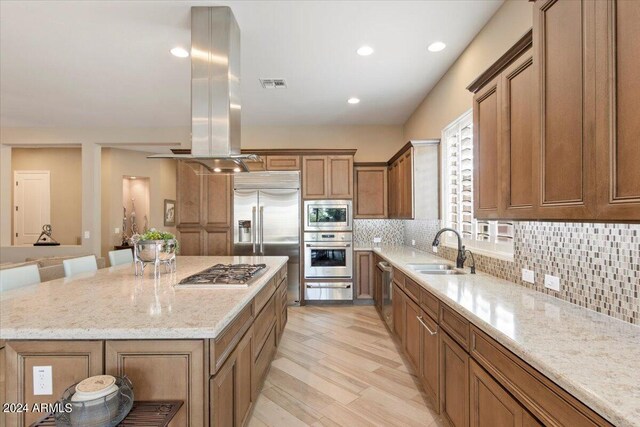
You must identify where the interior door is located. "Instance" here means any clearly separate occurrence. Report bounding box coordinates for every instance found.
[14,170,51,245]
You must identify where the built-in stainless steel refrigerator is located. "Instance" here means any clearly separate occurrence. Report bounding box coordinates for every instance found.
[233,172,301,305]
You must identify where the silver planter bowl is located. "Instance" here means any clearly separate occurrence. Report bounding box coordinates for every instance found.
[134,239,177,263]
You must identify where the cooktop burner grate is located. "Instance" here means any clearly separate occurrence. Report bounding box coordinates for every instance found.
[178,263,267,286]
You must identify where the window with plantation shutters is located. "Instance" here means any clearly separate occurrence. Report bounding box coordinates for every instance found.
[441,110,514,259]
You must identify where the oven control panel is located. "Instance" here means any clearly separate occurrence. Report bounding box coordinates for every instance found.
[304,232,352,242]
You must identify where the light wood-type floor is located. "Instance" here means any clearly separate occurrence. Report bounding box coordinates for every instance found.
[248,305,444,427]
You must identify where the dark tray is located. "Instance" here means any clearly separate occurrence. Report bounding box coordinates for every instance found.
[29,401,183,427]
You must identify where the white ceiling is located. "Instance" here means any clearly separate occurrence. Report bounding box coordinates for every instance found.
[0,0,503,128]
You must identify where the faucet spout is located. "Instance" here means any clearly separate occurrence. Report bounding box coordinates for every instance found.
[431,227,467,269]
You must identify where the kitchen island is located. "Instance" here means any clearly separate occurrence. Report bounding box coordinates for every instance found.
[0,256,289,427]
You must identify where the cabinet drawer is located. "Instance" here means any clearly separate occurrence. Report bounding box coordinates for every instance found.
[420,288,439,321]
[253,277,276,315]
[266,155,301,171]
[254,294,277,360]
[253,323,277,396]
[393,268,406,287]
[404,276,421,303]
[470,327,612,427]
[210,303,253,375]
[440,304,470,351]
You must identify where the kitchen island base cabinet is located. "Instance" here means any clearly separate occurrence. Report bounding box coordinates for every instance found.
[3,341,104,427]
[211,327,254,427]
[440,331,470,427]
[105,340,205,427]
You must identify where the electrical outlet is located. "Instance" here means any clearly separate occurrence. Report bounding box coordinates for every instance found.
[373,237,382,243]
[33,366,53,396]
[521,268,535,284]
[544,274,561,291]
[114,227,120,234]
[411,240,416,246]
[84,231,90,239]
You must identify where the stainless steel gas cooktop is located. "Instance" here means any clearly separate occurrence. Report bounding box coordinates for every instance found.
[176,263,267,288]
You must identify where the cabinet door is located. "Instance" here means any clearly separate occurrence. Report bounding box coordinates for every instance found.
[392,282,404,342]
[404,296,421,372]
[179,228,204,256]
[302,156,328,199]
[205,174,232,228]
[4,341,103,427]
[388,163,397,218]
[327,155,354,199]
[206,229,231,255]
[374,264,382,312]
[354,166,388,218]
[355,251,373,299]
[177,161,202,226]
[210,329,254,427]
[266,155,301,171]
[419,310,440,410]
[501,49,536,219]
[470,359,540,427]
[106,340,205,427]
[533,0,596,219]
[401,150,414,219]
[440,331,470,427]
[594,0,640,220]
[473,75,501,219]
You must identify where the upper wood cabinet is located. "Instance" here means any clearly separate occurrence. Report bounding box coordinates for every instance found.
[594,0,640,220]
[533,0,596,220]
[302,154,354,199]
[354,164,388,218]
[265,155,300,171]
[388,146,414,219]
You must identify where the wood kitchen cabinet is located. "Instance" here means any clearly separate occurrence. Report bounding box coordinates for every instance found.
[106,340,205,427]
[265,155,300,171]
[354,165,388,218]
[404,295,421,372]
[302,155,354,199]
[440,331,470,427]
[388,146,414,219]
[418,308,440,410]
[594,0,640,220]
[373,255,383,311]
[176,162,233,255]
[355,251,374,299]
[4,341,104,427]
[392,282,404,342]
[211,327,254,427]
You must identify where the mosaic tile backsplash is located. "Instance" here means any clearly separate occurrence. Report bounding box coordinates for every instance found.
[353,220,405,245]
[403,219,640,324]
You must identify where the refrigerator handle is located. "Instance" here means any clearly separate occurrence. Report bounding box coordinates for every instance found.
[259,206,265,254]
[252,206,257,253]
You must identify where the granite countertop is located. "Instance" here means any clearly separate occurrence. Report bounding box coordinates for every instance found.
[0,256,288,340]
[372,246,640,427]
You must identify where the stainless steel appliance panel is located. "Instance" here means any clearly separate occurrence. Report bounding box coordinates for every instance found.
[305,282,353,300]
[304,200,353,231]
[303,231,353,279]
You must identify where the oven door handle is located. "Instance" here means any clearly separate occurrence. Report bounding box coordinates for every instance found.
[306,284,352,289]
[305,243,351,248]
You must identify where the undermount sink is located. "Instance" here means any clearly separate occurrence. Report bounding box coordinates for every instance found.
[406,263,466,275]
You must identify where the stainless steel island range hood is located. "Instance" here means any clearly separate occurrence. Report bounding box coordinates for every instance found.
[149,6,257,173]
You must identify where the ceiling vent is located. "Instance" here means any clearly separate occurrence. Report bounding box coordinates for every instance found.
[260,78,287,89]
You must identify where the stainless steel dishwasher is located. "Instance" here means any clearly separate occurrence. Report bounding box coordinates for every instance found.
[377,261,394,328]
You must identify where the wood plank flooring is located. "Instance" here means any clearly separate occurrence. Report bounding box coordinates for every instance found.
[248,305,444,427]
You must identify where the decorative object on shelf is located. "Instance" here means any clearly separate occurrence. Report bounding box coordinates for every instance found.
[33,224,60,246]
[129,199,139,236]
[131,229,178,277]
[54,375,134,427]
[121,206,129,246]
[163,199,175,226]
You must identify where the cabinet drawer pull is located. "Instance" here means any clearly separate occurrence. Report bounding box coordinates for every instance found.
[417,315,438,335]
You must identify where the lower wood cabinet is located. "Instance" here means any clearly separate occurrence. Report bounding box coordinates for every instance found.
[211,328,254,427]
[470,359,542,427]
[105,340,205,427]
[392,281,404,341]
[418,310,440,409]
[373,256,383,311]
[4,341,104,427]
[440,331,470,427]
[404,296,422,372]
[355,251,373,300]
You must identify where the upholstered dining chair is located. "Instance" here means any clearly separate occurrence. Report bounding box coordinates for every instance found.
[108,249,134,267]
[62,255,98,278]
[0,264,41,292]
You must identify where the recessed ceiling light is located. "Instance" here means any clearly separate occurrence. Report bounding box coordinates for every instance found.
[213,167,222,173]
[170,47,189,58]
[427,41,446,52]
[347,97,360,104]
[357,45,374,56]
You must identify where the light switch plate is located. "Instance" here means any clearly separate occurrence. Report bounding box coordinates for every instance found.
[411,240,416,246]
[544,274,561,291]
[114,227,120,234]
[83,231,90,239]
[521,268,535,284]
[373,237,382,243]
[33,366,53,396]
